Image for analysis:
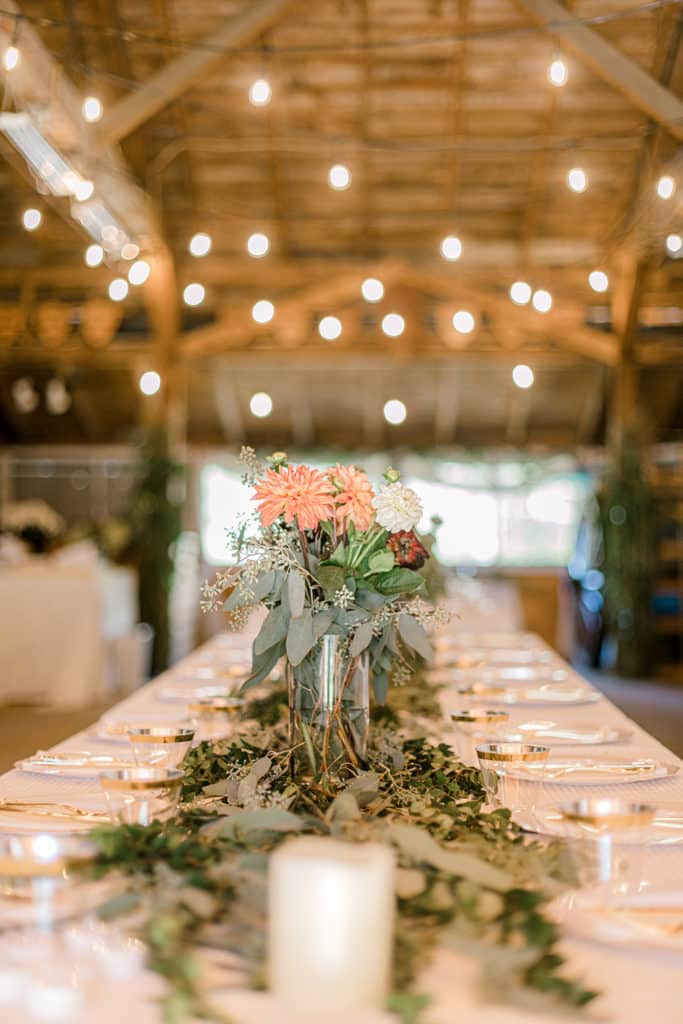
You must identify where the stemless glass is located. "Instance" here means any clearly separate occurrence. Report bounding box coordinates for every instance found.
[126,726,195,769]
[476,742,550,812]
[188,696,244,741]
[559,798,656,892]
[100,767,183,825]
[450,710,509,765]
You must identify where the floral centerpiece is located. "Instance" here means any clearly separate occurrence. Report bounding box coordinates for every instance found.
[0,499,65,554]
[202,450,448,779]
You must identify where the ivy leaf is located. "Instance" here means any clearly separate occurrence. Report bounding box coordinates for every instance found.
[287,572,306,619]
[253,604,289,655]
[349,620,374,657]
[367,550,395,574]
[318,564,345,601]
[397,614,433,661]
[286,609,316,666]
[374,568,425,597]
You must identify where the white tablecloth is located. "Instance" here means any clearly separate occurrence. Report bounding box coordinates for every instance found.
[0,560,139,708]
[0,632,682,1022]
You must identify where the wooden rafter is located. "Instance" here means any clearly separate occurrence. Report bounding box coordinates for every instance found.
[514,0,683,142]
[95,0,299,147]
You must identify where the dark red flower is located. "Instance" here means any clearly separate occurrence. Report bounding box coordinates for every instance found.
[387,530,430,569]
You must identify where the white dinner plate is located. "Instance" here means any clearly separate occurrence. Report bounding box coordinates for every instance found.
[483,721,631,746]
[14,750,138,778]
[458,682,602,706]
[434,632,541,650]
[172,664,248,683]
[516,805,683,846]
[551,887,683,953]
[438,666,569,685]
[0,876,121,928]
[505,756,679,785]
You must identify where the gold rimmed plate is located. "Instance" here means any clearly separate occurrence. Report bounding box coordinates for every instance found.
[458,682,601,706]
[551,888,683,952]
[14,750,138,778]
[504,756,679,785]
[516,805,683,845]
[483,721,630,746]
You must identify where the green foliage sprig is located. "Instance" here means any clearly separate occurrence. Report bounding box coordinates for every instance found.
[91,676,596,1023]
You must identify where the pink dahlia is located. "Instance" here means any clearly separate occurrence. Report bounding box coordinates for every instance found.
[253,464,336,531]
[329,464,375,532]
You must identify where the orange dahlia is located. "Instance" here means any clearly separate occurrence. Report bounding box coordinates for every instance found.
[253,464,336,531]
[329,464,375,532]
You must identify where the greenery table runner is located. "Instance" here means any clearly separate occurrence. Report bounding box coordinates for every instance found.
[90,679,596,1024]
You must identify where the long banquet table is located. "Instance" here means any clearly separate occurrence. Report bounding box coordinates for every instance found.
[1,631,682,1023]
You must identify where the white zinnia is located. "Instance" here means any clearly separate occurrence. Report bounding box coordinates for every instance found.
[372,483,423,533]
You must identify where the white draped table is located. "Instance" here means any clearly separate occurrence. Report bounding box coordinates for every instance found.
[0,631,682,1023]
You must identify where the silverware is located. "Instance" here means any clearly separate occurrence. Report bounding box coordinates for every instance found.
[0,801,108,822]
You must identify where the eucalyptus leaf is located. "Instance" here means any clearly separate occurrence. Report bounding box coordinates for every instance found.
[397,614,433,661]
[287,572,306,619]
[349,620,374,657]
[355,588,388,611]
[241,640,284,691]
[224,571,275,611]
[204,807,305,840]
[286,608,315,666]
[390,823,513,892]
[312,608,335,640]
[373,670,389,704]
[253,604,289,655]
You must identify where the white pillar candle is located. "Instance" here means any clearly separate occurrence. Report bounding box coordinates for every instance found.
[269,837,395,1013]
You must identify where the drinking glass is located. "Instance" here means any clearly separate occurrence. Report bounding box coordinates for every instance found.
[100,767,183,825]
[189,696,244,741]
[450,710,509,765]
[475,742,550,812]
[559,798,655,892]
[126,726,195,769]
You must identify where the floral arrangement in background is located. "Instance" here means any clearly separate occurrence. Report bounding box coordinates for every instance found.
[0,499,65,554]
[202,449,449,705]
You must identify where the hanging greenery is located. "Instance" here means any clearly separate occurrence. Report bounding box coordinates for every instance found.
[122,429,185,674]
[600,430,658,677]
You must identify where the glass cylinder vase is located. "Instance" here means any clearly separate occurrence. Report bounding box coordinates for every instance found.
[287,634,370,780]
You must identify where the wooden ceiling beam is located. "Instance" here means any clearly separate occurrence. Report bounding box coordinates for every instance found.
[514,0,683,141]
[95,0,298,147]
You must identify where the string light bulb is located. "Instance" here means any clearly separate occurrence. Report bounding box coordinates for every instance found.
[108,278,129,302]
[139,371,161,396]
[128,259,151,286]
[3,45,19,71]
[532,289,552,313]
[361,278,384,302]
[383,399,407,425]
[252,299,275,324]
[657,175,675,200]
[82,96,103,123]
[249,79,272,106]
[73,179,94,202]
[510,281,532,305]
[666,233,682,256]
[512,364,534,389]
[183,283,205,306]
[548,57,568,86]
[85,243,104,267]
[440,235,462,261]
[22,208,41,231]
[318,315,342,340]
[247,232,269,258]
[249,392,273,418]
[328,164,351,190]
[567,167,587,193]
[189,232,211,257]
[121,242,139,261]
[452,310,475,334]
[588,270,609,293]
[381,313,405,337]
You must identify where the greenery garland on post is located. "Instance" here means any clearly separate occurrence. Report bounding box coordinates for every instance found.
[600,430,657,677]
[123,429,185,674]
